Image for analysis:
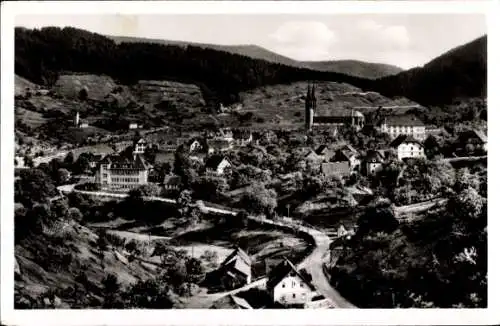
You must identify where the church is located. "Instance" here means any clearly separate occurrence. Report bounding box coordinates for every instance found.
[304,82,365,131]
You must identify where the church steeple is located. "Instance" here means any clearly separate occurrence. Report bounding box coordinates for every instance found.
[305,81,315,131]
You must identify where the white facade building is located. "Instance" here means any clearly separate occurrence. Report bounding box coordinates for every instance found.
[390,135,426,161]
[380,114,426,141]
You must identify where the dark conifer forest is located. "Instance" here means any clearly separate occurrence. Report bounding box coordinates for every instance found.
[15,27,486,106]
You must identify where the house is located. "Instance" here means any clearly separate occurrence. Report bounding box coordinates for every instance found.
[163,174,182,191]
[380,114,426,141]
[129,123,141,130]
[390,134,426,161]
[314,145,335,161]
[266,258,317,307]
[321,162,351,178]
[216,128,234,142]
[132,138,147,155]
[205,155,232,176]
[88,154,103,169]
[457,129,487,153]
[95,153,149,192]
[363,149,385,176]
[334,144,360,171]
[217,247,252,288]
[187,138,205,153]
[207,139,233,154]
[233,130,253,146]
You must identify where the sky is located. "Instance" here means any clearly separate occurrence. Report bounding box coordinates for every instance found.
[15,14,486,69]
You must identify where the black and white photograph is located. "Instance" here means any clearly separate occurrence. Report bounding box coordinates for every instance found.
[1,0,498,325]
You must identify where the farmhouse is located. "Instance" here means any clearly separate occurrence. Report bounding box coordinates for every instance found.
[217,247,252,288]
[334,144,360,171]
[205,155,232,176]
[363,150,385,176]
[457,129,487,153]
[95,153,149,191]
[380,114,426,141]
[390,134,426,161]
[266,259,317,307]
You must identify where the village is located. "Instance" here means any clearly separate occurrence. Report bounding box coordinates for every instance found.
[14,81,487,309]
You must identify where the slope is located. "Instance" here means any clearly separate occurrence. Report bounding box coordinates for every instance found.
[303,60,403,79]
[372,35,487,105]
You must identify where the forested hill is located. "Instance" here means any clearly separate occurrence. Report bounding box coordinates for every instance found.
[14,27,372,105]
[15,27,486,106]
[302,60,403,79]
[372,35,487,105]
[110,35,403,79]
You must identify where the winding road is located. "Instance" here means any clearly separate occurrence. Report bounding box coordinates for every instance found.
[58,185,356,308]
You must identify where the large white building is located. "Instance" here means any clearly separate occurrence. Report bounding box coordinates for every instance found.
[380,114,426,141]
[390,135,426,161]
[95,139,149,191]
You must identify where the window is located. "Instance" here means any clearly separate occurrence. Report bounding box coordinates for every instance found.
[292,281,296,288]
[281,295,285,302]
[282,283,286,288]
[302,293,306,299]
[300,282,304,288]
[292,293,296,299]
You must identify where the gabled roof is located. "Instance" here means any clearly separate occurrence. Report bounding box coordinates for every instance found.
[221,247,252,266]
[461,129,487,143]
[364,150,385,163]
[321,162,350,177]
[315,145,329,155]
[229,295,253,309]
[267,258,315,291]
[99,153,148,170]
[315,107,363,118]
[205,155,231,170]
[383,114,425,127]
[390,134,422,147]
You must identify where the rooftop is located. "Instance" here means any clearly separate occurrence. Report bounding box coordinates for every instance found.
[205,155,230,169]
[383,114,425,127]
[267,258,314,291]
[321,162,350,177]
[390,134,423,147]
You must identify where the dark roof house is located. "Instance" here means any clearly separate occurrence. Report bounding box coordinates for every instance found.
[266,258,315,291]
[390,134,422,147]
[364,150,385,163]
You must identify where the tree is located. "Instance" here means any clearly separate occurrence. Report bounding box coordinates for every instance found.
[67,207,83,222]
[15,169,56,206]
[357,204,399,235]
[136,184,161,197]
[96,230,108,268]
[448,187,485,221]
[102,273,122,308]
[64,152,74,166]
[240,182,277,217]
[57,168,71,184]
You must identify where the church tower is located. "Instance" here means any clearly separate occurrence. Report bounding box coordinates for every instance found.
[305,82,316,131]
[74,111,80,127]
